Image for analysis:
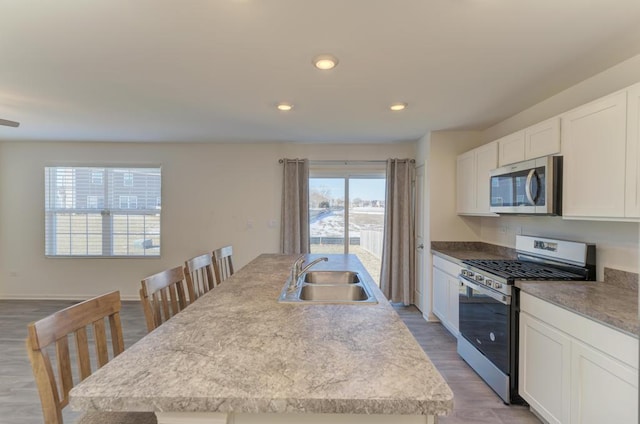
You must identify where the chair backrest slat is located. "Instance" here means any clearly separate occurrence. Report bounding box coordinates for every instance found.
[184,253,216,302]
[213,245,235,283]
[93,318,109,367]
[140,266,190,332]
[55,337,73,407]
[26,291,124,424]
[74,327,92,381]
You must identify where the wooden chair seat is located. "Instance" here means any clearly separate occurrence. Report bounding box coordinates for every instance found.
[212,245,235,283]
[184,253,217,302]
[139,266,190,332]
[26,291,156,424]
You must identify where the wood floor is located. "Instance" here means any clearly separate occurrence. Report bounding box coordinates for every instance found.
[1,300,541,424]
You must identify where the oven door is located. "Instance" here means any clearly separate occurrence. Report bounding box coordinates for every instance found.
[458,277,511,375]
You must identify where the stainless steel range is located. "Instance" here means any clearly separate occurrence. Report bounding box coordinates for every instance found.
[457,235,596,404]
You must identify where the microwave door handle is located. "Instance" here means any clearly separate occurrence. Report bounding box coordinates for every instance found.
[525,169,536,205]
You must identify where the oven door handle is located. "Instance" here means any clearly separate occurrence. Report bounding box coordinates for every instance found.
[459,277,511,305]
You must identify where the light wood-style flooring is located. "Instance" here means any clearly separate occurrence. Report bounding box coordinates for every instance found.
[1,300,540,423]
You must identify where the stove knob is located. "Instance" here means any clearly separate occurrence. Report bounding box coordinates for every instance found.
[494,282,503,289]
[474,274,484,283]
[485,279,493,288]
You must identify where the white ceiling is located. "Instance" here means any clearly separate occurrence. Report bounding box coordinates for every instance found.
[1,0,640,144]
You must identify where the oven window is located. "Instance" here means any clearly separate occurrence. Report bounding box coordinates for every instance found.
[459,284,510,374]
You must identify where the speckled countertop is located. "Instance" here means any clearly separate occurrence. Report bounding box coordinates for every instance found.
[70,254,453,416]
[431,241,516,264]
[516,269,639,337]
[431,242,639,338]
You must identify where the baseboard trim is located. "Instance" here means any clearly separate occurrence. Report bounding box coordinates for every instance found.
[0,293,140,301]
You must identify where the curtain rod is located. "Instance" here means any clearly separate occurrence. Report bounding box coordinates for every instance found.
[278,159,415,164]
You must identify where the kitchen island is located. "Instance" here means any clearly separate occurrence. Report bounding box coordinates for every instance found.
[70,254,453,424]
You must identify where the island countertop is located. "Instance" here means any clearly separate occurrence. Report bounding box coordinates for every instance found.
[70,254,453,417]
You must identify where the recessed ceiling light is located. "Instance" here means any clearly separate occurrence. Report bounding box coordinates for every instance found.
[390,102,407,111]
[277,103,293,111]
[312,54,339,70]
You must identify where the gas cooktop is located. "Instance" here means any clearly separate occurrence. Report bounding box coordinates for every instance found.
[462,259,586,281]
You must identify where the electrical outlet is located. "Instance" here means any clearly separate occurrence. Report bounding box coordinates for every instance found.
[499,225,508,234]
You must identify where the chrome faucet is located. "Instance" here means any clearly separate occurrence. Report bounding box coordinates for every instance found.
[288,255,328,291]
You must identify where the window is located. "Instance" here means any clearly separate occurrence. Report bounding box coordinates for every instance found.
[119,195,138,209]
[45,166,161,257]
[123,172,134,187]
[309,167,386,285]
[91,171,103,185]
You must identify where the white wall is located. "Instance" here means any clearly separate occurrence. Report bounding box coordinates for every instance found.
[477,54,640,278]
[428,131,485,241]
[0,140,414,300]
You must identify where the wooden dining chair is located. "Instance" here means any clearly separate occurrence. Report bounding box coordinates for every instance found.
[212,245,235,283]
[26,291,157,424]
[184,253,217,302]
[139,266,190,332]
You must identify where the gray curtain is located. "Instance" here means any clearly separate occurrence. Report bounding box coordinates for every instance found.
[280,159,310,254]
[380,158,415,305]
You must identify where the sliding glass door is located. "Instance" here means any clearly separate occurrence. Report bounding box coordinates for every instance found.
[309,174,385,285]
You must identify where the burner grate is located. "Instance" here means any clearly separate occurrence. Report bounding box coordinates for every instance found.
[462,259,585,281]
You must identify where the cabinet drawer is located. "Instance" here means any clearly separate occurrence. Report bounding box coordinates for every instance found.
[432,255,461,277]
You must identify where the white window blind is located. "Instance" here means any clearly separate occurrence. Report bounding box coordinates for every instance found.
[45,166,161,257]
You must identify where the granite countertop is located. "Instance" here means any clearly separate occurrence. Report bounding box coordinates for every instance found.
[70,254,453,416]
[516,268,639,338]
[431,241,516,265]
[431,241,639,338]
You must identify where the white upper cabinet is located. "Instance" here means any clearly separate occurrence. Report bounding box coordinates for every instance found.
[457,142,498,216]
[498,118,561,166]
[562,91,628,219]
[525,117,561,160]
[625,83,640,218]
[498,131,526,166]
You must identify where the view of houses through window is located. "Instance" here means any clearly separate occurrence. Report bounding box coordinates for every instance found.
[309,176,385,285]
[44,166,161,257]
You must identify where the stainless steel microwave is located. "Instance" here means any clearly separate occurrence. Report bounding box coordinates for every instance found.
[489,156,562,215]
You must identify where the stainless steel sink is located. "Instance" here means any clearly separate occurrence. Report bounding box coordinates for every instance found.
[278,271,378,304]
[299,284,368,301]
[303,270,360,284]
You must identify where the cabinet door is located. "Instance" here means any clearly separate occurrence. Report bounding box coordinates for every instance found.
[570,340,638,424]
[447,276,460,335]
[562,91,627,218]
[525,117,560,160]
[626,83,640,218]
[432,267,448,323]
[498,131,526,166]
[456,150,476,214]
[519,312,571,424]
[474,142,498,214]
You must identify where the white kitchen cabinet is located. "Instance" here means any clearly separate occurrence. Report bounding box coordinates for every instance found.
[519,292,638,424]
[431,255,460,336]
[498,131,526,166]
[498,118,560,166]
[561,91,628,219]
[525,117,561,160]
[456,142,498,216]
[625,82,640,218]
[570,340,638,424]
[519,312,571,424]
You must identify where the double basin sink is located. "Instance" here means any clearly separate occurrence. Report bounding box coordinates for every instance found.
[278,271,378,304]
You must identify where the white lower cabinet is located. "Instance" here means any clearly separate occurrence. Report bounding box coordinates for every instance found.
[519,293,638,424]
[432,255,460,336]
[519,312,571,424]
